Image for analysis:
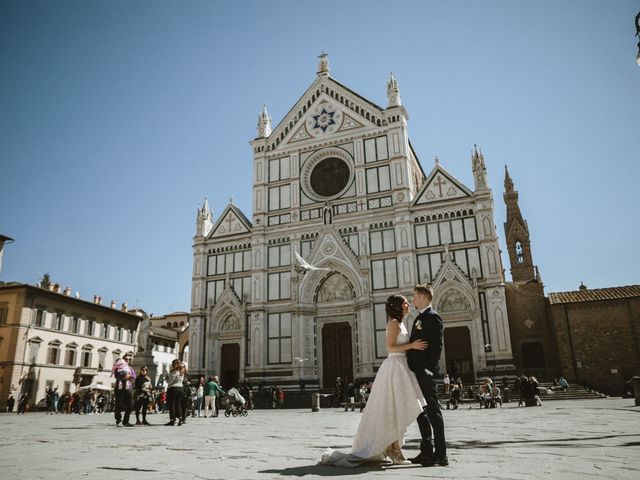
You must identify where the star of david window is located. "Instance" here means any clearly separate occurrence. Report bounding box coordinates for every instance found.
[312,108,336,132]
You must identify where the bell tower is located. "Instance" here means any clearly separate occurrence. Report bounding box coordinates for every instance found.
[503,166,538,283]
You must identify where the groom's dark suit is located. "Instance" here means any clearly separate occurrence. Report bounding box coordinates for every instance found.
[407,306,447,460]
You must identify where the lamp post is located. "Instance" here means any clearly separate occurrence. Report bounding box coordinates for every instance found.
[635,12,640,66]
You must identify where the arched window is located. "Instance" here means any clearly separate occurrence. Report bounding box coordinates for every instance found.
[515,241,524,263]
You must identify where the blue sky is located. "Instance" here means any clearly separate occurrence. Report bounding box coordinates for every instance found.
[1,0,639,315]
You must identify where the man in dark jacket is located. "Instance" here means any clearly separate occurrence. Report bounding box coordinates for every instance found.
[407,284,448,467]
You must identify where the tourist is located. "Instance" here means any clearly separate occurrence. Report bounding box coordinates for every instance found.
[162,359,186,426]
[443,374,450,394]
[113,353,136,427]
[196,376,205,417]
[446,384,461,410]
[134,366,152,425]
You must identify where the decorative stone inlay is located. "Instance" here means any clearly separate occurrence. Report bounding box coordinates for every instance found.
[221,316,241,331]
[322,241,336,255]
[306,102,342,136]
[317,273,355,302]
[439,289,471,313]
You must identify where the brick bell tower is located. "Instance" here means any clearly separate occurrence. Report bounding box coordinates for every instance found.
[503,166,538,284]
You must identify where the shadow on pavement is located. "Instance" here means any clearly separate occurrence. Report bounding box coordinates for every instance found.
[98,467,159,472]
[444,433,640,449]
[260,464,383,477]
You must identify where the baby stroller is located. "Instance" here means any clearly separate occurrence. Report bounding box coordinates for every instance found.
[224,387,248,417]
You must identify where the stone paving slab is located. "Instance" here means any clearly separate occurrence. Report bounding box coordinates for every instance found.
[1,398,639,480]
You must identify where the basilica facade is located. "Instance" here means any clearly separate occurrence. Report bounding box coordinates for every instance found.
[189,55,516,389]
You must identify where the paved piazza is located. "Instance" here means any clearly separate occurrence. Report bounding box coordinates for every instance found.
[1,398,639,479]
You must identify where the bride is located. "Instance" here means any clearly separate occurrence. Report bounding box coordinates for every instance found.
[321,294,427,467]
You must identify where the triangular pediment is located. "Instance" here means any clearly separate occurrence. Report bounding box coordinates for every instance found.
[413,164,473,206]
[506,218,529,241]
[304,229,364,273]
[209,204,252,239]
[268,76,385,151]
[432,256,474,290]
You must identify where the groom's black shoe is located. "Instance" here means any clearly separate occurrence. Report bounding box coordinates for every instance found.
[409,453,432,465]
[421,456,449,467]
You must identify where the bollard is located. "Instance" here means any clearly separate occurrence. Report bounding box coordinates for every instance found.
[311,392,321,412]
[633,376,640,407]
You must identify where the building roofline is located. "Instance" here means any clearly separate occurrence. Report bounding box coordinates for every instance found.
[548,285,640,305]
[0,283,143,321]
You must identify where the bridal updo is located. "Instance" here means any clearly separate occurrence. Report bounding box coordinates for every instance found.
[385,295,407,323]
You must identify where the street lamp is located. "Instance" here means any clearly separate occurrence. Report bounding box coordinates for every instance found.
[635,12,640,66]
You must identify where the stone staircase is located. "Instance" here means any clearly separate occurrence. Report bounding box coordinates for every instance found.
[536,384,607,401]
[436,382,607,403]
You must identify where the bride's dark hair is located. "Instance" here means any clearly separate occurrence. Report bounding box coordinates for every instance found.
[385,295,406,323]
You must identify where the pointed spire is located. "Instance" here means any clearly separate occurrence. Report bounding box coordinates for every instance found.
[472,144,488,190]
[257,105,272,138]
[504,165,514,194]
[229,195,234,205]
[196,196,213,237]
[434,156,440,166]
[386,72,402,107]
[317,51,330,76]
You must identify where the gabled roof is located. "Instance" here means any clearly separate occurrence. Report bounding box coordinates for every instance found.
[548,285,640,305]
[208,203,252,239]
[412,162,473,206]
[265,75,388,151]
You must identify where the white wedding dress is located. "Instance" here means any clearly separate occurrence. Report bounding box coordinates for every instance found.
[321,321,425,467]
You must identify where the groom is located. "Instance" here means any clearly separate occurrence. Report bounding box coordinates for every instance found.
[407,284,448,467]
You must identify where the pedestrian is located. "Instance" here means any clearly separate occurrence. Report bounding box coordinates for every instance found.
[17,393,28,414]
[182,375,196,422]
[203,375,225,417]
[112,353,136,427]
[134,366,152,425]
[196,376,205,417]
[277,388,285,408]
[7,394,15,412]
[443,374,450,394]
[162,359,186,426]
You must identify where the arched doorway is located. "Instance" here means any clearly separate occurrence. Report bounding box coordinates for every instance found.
[444,326,475,383]
[321,322,353,389]
[220,343,240,389]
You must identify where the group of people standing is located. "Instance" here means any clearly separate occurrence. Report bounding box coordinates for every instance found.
[111,355,227,427]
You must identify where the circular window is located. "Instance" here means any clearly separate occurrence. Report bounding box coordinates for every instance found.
[310,157,350,197]
[301,148,354,202]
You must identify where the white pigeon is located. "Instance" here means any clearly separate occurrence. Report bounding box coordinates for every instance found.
[294,251,330,274]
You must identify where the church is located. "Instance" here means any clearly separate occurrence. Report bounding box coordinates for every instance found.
[188,53,518,390]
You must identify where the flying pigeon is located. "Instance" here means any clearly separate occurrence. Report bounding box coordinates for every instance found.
[294,251,330,274]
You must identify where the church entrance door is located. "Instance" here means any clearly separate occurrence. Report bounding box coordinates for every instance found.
[444,326,475,384]
[220,343,240,389]
[521,341,546,380]
[321,322,353,389]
